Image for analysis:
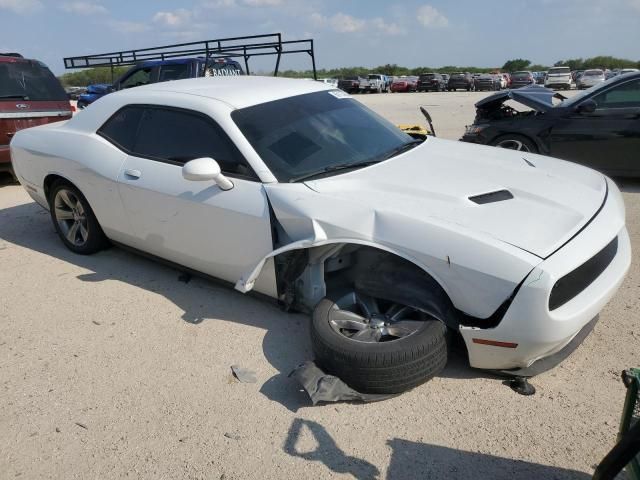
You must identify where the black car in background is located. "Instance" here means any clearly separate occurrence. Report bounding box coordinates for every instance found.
[510,71,536,88]
[474,74,501,91]
[417,73,446,92]
[460,73,640,176]
[447,72,474,91]
[337,76,361,93]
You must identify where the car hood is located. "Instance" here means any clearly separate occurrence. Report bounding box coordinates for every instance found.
[476,86,565,112]
[302,138,606,259]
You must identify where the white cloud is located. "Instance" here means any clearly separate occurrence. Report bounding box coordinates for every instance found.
[243,0,282,5]
[330,13,366,33]
[371,18,403,35]
[311,12,404,35]
[0,0,42,14]
[626,0,640,11]
[416,5,448,27]
[152,8,192,27]
[108,20,150,33]
[61,2,107,15]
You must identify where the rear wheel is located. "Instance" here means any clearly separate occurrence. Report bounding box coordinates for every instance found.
[48,181,110,254]
[490,134,538,153]
[311,291,449,394]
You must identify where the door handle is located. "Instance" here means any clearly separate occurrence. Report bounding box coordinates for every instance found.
[124,169,141,179]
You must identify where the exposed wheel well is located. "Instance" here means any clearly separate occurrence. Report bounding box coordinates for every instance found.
[274,243,460,329]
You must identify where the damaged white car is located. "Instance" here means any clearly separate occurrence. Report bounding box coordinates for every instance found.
[10,77,631,393]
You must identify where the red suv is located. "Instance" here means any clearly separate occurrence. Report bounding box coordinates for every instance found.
[1,54,72,179]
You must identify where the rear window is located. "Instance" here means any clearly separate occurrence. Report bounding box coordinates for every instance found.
[0,60,67,101]
[584,70,603,76]
[420,74,436,79]
[513,72,531,79]
[548,67,570,74]
[203,60,244,77]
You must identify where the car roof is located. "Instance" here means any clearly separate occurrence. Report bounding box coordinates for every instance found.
[115,76,332,109]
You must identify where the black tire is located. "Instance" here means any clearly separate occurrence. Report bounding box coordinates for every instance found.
[48,180,110,254]
[490,134,538,153]
[311,294,449,394]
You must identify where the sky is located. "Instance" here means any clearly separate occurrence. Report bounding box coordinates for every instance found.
[1,0,639,75]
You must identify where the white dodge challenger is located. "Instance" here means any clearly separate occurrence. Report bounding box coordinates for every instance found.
[10,77,631,393]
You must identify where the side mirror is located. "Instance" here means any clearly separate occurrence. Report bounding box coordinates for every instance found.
[182,157,234,190]
[576,99,597,114]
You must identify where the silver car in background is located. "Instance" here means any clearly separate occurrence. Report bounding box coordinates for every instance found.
[577,69,605,89]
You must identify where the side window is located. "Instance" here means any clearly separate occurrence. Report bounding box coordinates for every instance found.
[132,107,256,179]
[158,64,190,82]
[593,80,640,109]
[97,106,144,151]
[120,67,153,89]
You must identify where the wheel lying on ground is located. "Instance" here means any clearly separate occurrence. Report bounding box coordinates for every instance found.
[490,134,538,153]
[311,291,449,394]
[48,180,110,254]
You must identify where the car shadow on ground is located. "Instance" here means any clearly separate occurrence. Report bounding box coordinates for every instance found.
[283,418,591,479]
[0,200,313,411]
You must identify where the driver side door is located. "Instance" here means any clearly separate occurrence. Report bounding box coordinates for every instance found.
[549,78,640,175]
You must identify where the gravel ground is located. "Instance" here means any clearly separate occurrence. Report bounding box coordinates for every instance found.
[1,91,638,480]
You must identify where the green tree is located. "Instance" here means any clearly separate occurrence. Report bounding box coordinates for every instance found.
[502,59,531,73]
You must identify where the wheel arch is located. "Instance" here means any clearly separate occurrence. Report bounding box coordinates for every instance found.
[488,132,542,153]
[43,173,75,202]
[238,238,460,329]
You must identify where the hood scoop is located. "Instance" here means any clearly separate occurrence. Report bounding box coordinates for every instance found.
[469,189,514,205]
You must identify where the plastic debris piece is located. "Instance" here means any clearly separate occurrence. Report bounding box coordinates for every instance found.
[231,365,257,383]
[507,377,536,396]
[290,361,398,405]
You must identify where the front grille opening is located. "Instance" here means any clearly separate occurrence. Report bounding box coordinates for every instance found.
[549,236,618,310]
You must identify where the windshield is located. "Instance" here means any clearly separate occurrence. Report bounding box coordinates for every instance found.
[548,67,570,75]
[0,61,67,101]
[232,90,416,182]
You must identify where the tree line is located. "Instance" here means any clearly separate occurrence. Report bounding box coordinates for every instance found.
[58,56,640,86]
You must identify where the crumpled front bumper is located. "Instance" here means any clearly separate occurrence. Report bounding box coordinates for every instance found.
[460,177,631,372]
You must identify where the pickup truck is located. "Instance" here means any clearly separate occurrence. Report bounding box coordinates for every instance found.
[361,74,390,93]
[337,76,363,93]
[77,57,244,108]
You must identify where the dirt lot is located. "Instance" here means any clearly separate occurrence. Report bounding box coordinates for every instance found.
[1,91,638,479]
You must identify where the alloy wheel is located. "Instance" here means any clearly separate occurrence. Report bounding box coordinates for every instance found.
[496,139,532,152]
[53,189,89,246]
[328,291,427,343]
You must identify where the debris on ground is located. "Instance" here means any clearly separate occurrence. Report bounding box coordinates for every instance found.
[230,365,257,384]
[74,422,88,430]
[290,361,398,405]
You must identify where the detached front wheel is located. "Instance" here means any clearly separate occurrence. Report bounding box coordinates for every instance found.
[311,291,448,394]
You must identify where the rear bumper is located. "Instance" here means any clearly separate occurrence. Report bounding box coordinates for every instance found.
[461,178,631,372]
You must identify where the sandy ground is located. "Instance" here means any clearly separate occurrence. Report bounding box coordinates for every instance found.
[1,91,638,480]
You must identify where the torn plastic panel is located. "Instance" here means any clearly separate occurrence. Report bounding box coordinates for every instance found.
[290,361,397,404]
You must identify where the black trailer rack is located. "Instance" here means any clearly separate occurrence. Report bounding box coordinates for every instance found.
[63,33,317,80]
